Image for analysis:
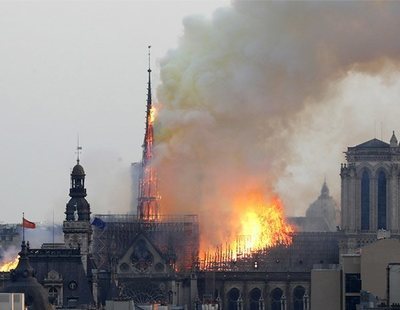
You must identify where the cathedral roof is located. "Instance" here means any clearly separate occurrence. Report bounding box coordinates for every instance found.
[354,138,390,149]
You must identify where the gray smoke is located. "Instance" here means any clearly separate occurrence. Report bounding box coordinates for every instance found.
[154,1,400,247]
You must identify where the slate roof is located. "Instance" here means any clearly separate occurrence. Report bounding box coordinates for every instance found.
[353,138,390,149]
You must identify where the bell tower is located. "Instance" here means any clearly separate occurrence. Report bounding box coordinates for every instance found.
[63,143,92,273]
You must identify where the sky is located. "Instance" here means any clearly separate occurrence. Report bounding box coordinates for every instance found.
[0,0,230,223]
[2,1,400,229]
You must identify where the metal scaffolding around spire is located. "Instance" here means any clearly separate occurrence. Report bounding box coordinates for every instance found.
[137,46,160,221]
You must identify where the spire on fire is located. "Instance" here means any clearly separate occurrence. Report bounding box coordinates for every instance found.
[137,46,160,221]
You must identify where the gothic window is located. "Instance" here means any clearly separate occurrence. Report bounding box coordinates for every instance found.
[227,288,240,310]
[270,288,283,310]
[361,171,370,230]
[377,171,387,229]
[293,286,305,310]
[131,239,154,272]
[249,288,261,310]
[121,280,167,304]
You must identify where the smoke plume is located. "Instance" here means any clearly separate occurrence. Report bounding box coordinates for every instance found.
[155,1,400,248]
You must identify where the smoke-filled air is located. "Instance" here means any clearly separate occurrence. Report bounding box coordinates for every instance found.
[154,1,400,253]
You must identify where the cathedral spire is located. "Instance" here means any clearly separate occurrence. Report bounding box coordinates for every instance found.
[146,45,152,143]
[137,46,160,221]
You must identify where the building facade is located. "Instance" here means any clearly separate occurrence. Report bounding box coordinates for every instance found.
[340,133,400,233]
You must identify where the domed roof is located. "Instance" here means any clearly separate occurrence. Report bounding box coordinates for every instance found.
[306,181,338,232]
[66,197,91,221]
[72,163,85,176]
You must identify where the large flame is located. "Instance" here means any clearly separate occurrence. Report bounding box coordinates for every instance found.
[237,194,294,253]
[0,256,19,272]
[201,190,294,264]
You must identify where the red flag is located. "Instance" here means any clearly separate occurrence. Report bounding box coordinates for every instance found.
[22,218,36,229]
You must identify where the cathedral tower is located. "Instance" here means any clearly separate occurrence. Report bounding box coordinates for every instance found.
[341,132,400,234]
[63,146,92,273]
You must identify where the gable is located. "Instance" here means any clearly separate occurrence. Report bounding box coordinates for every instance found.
[354,138,389,149]
[117,233,172,275]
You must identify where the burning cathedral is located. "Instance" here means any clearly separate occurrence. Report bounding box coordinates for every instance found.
[2,52,400,310]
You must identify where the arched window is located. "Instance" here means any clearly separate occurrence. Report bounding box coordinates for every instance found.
[378,171,387,229]
[228,288,240,310]
[48,287,58,305]
[270,288,283,310]
[361,170,370,230]
[249,288,261,310]
[293,286,305,310]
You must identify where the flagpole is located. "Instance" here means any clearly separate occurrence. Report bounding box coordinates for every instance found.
[52,208,55,248]
[22,212,25,243]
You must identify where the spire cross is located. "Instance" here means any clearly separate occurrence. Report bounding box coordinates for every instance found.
[76,135,82,164]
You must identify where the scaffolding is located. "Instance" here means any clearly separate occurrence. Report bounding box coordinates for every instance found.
[199,232,340,272]
[92,214,199,272]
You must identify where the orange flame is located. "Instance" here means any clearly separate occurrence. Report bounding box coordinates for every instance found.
[237,195,293,253]
[149,106,157,124]
[0,256,19,272]
[201,190,294,265]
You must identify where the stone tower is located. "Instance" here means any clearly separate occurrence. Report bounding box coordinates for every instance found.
[63,152,92,273]
[340,132,400,234]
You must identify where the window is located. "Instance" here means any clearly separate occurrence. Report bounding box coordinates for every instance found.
[293,286,305,310]
[270,288,283,310]
[345,273,361,293]
[249,288,261,310]
[361,171,370,230]
[345,296,360,310]
[48,287,58,305]
[228,288,240,310]
[377,171,387,229]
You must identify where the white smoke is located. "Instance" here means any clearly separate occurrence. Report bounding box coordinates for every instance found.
[155,1,400,246]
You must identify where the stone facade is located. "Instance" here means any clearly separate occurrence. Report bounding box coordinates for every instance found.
[340,135,400,233]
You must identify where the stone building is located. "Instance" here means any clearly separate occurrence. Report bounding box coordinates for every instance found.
[25,157,95,309]
[341,132,400,234]
[0,241,52,310]
[63,157,93,274]
[309,133,400,310]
